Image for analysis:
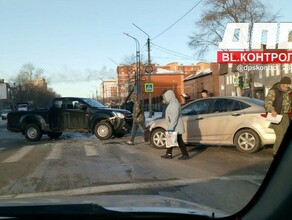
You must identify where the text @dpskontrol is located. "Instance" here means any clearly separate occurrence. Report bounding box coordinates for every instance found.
[236,64,292,73]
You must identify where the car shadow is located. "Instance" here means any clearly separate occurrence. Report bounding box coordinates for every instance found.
[187,145,208,158]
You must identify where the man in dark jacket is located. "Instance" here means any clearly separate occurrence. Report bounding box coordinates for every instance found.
[265,76,292,157]
[126,93,145,145]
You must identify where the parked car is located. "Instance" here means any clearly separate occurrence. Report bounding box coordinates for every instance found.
[144,96,275,153]
[1,109,11,120]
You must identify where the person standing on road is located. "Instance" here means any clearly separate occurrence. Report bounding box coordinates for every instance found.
[264,76,292,157]
[126,93,145,145]
[161,90,190,160]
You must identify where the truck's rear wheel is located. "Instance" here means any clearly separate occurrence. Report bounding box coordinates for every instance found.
[94,121,113,140]
[24,124,42,141]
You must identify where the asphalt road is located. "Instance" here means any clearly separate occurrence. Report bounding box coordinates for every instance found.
[0,121,273,215]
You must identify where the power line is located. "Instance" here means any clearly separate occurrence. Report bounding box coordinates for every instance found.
[151,42,196,60]
[152,0,203,40]
[151,56,195,61]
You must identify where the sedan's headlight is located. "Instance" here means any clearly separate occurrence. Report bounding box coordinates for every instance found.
[113,112,125,119]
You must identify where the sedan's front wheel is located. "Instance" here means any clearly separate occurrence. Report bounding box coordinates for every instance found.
[234,129,261,153]
[150,128,166,149]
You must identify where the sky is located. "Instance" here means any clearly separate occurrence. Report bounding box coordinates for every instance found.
[0,0,291,97]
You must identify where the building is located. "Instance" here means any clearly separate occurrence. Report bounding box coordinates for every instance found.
[156,62,210,77]
[99,79,118,105]
[116,59,292,109]
[183,62,220,100]
[218,40,292,99]
[219,63,292,99]
[116,62,210,107]
[117,65,136,100]
[140,68,185,112]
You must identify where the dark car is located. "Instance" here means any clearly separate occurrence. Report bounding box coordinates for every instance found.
[7,97,133,141]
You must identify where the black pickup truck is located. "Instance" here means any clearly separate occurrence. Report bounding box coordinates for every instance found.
[7,97,133,141]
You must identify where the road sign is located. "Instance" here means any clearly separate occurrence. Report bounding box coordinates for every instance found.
[145,66,153,74]
[145,83,154,93]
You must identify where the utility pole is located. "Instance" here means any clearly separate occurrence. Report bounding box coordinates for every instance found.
[133,23,152,118]
[147,37,152,118]
[102,81,105,104]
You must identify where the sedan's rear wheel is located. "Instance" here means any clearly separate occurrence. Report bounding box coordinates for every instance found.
[150,128,166,149]
[234,129,261,153]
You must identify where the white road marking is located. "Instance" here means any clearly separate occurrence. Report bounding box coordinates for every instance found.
[45,145,62,160]
[84,145,99,156]
[0,175,264,200]
[2,145,35,163]
[229,175,263,186]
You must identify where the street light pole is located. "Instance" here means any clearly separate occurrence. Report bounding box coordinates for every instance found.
[132,23,152,118]
[108,57,121,108]
[123,32,141,100]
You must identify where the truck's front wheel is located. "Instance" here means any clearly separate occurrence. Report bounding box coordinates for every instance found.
[24,124,42,141]
[94,121,113,140]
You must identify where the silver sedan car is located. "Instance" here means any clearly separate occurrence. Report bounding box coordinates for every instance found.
[144,96,275,153]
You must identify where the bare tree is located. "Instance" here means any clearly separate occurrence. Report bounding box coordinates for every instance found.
[13,63,40,85]
[11,63,60,108]
[188,0,278,57]
[121,54,146,66]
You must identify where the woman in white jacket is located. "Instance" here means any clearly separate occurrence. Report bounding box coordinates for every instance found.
[161,90,190,160]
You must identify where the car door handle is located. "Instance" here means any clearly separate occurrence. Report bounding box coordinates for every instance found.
[232,113,241,116]
[196,117,204,120]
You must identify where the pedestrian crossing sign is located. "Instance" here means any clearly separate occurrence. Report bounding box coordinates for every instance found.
[145,83,154,93]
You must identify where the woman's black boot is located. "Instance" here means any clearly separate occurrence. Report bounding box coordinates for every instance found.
[161,148,173,159]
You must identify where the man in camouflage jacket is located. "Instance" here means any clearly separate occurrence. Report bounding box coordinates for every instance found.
[127,93,145,145]
[264,76,292,157]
